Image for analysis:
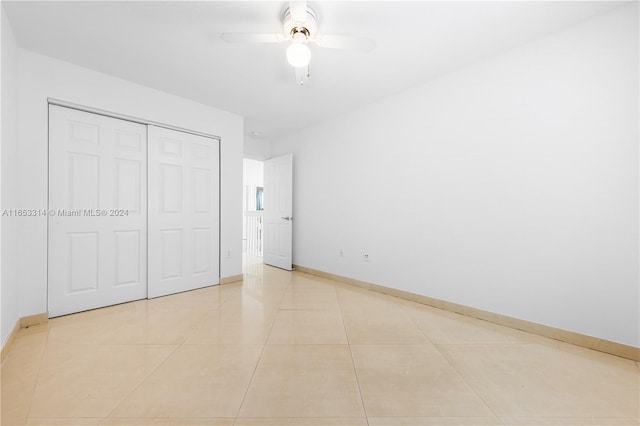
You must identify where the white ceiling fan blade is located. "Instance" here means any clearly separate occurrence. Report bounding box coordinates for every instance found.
[221,33,285,44]
[289,0,308,24]
[313,34,376,53]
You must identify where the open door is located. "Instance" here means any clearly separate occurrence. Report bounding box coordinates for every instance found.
[263,153,293,270]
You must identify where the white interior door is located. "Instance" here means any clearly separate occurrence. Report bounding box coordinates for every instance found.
[48,105,147,317]
[263,153,293,270]
[148,126,220,298]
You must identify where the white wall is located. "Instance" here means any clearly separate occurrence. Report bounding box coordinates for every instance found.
[243,158,264,214]
[243,158,264,189]
[15,50,243,319]
[1,6,20,347]
[244,135,271,161]
[271,4,639,347]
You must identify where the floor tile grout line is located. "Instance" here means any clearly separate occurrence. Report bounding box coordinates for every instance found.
[232,286,282,424]
[406,308,450,349]
[405,308,509,422]
[22,323,53,425]
[101,300,186,420]
[431,340,504,423]
[228,269,288,422]
[25,316,186,422]
[337,296,370,426]
[102,345,182,419]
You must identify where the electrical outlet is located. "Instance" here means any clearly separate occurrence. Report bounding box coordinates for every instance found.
[363,253,369,262]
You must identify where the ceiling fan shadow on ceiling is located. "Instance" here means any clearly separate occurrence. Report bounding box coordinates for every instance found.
[221,1,375,86]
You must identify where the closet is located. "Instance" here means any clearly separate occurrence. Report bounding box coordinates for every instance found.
[47,105,220,317]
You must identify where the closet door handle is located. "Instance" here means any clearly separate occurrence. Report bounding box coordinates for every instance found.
[281,216,292,221]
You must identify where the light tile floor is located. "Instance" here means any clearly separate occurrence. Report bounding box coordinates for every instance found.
[1,259,639,426]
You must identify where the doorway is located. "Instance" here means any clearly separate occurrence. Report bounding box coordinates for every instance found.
[243,158,264,264]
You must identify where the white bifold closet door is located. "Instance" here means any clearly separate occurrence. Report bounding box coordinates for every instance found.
[147,126,220,298]
[49,107,220,317]
[48,105,148,317]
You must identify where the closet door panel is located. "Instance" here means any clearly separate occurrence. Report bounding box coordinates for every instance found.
[148,126,220,298]
[48,106,147,317]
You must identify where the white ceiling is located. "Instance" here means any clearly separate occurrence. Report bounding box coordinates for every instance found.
[3,1,626,141]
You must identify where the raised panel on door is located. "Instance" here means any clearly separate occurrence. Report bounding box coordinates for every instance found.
[68,153,100,209]
[160,164,182,213]
[192,168,211,213]
[193,228,212,274]
[48,105,148,317]
[148,126,220,298]
[114,230,141,286]
[66,232,99,294]
[115,159,141,213]
[161,229,183,279]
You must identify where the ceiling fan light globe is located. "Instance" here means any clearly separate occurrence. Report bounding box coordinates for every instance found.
[286,43,310,67]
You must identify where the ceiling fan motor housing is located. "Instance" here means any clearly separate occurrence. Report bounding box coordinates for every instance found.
[283,6,317,40]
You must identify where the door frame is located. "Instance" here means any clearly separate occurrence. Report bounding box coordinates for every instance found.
[48,98,221,141]
[46,99,223,314]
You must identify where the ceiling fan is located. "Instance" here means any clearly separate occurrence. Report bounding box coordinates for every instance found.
[221,1,375,85]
